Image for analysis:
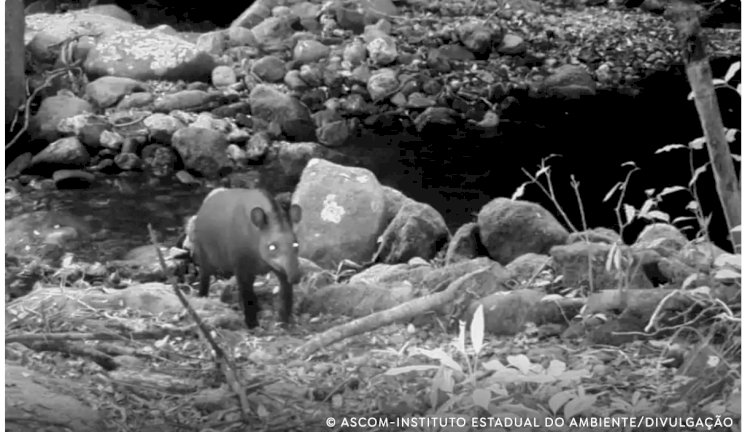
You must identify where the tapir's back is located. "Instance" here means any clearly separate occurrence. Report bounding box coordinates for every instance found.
[193,188,275,275]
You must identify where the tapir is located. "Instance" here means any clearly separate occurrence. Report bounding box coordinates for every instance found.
[192,188,302,328]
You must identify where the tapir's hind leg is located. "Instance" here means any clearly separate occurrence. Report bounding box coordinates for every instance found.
[236,269,259,329]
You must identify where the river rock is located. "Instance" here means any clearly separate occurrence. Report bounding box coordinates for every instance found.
[251,16,296,52]
[497,33,526,55]
[343,38,367,66]
[252,55,287,82]
[249,84,315,141]
[445,222,482,264]
[84,29,217,82]
[477,197,569,265]
[144,113,185,144]
[293,39,330,64]
[6,153,33,178]
[457,22,494,59]
[86,4,134,22]
[196,30,226,54]
[30,136,90,168]
[52,169,95,189]
[211,66,237,87]
[633,223,688,257]
[505,252,550,281]
[366,35,398,66]
[541,64,596,99]
[29,94,93,143]
[550,242,653,290]
[114,153,143,170]
[153,90,213,112]
[24,10,140,45]
[85,76,148,108]
[171,127,232,178]
[231,0,274,29]
[373,200,450,264]
[316,119,354,147]
[116,92,155,110]
[292,158,388,268]
[142,144,178,177]
[367,68,399,101]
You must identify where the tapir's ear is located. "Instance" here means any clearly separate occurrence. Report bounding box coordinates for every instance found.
[289,204,302,224]
[250,207,268,229]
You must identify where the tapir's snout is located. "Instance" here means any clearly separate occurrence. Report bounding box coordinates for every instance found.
[270,254,301,285]
[285,263,302,285]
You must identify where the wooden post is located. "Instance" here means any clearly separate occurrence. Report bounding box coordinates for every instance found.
[667,0,742,253]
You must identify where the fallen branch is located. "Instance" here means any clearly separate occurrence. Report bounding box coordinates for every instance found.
[296,266,491,358]
[109,369,200,394]
[147,224,252,423]
[26,340,117,371]
[5,328,193,344]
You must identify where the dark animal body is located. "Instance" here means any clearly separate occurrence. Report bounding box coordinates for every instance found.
[192,188,302,328]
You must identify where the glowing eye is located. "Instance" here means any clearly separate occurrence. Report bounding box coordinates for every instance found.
[292,242,299,249]
[268,244,277,251]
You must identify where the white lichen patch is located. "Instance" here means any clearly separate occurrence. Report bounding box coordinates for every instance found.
[320,194,345,224]
[355,175,370,183]
[96,30,199,74]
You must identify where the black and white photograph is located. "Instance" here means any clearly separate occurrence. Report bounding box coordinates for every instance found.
[3,0,743,429]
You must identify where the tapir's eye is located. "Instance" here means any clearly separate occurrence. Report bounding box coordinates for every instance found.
[268,243,277,252]
[292,242,299,249]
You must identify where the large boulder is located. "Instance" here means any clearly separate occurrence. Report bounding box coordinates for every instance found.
[84,29,216,82]
[477,197,569,265]
[291,158,388,268]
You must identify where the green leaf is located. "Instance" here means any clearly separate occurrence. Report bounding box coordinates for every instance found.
[506,354,531,374]
[714,253,741,269]
[470,304,485,356]
[549,391,575,414]
[472,389,492,410]
[725,128,738,143]
[603,181,622,203]
[736,83,742,95]
[689,163,709,187]
[535,165,551,179]
[638,198,655,216]
[415,348,463,371]
[624,204,637,224]
[511,182,527,201]
[482,359,509,372]
[645,210,670,222]
[724,61,740,82]
[688,136,706,150]
[563,395,598,419]
[732,154,741,162]
[546,359,566,376]
[715,268,741,280]
[712,78,727,86]
[385,365,440,375]
[658,186,687,197]
[655,143,686,154]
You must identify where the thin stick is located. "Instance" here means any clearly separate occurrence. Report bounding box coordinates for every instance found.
[147,224,252,422]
